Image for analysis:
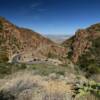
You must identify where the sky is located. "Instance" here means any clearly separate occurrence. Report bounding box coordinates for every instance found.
[0,0,100,35]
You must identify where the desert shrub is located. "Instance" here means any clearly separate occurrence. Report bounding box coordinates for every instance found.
[47,52,57,58]
[87,64,100,74]
[67,45,73,59]
[0,53,9,63]
[0,48,9,63]
[29,64,66,76]
[0,72,41,100]
[0,63,13,76]
[56,71,65,76]
[78,54,100,77]
[0,71,73,100]
[0,90,15,100]
[43,93,68,100]
[74,81,100,100]
[67,51,73,59]
[18,63,27,69]
[0,63,27,78]
[0,21,3,30]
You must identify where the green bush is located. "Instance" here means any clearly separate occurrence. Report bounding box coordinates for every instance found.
[0,63,27,78]
[67,51,73,59]
[88,64,100,74]
[47,52,57,58]
[0,21,3,30]
[74,80,100,99]
[28,63,67,76]
[0,48,9,63]
[0,53,9,63]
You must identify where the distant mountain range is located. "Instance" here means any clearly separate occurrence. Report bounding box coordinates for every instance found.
[45,34,71,44]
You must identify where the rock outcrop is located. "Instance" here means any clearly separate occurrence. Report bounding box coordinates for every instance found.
[62,23,100,76]
[63,23,100,63]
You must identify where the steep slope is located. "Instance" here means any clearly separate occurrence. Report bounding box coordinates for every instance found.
[63,23,100,75]
[62,35,75,48]
[0,17,66,63]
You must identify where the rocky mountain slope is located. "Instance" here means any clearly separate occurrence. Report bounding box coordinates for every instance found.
[0,17,66,63]
[0,17,100,100]
[63,23,100,76]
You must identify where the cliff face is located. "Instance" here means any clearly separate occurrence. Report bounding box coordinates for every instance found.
[62,23,100,75]
[0,17,66,62]
[71,29,92,63]
[63,23,100,63]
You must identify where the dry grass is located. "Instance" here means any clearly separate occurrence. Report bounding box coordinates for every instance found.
[0,71,73,100]
[42,80,73,100]
[43,80,72,93]
[0,71,98,100]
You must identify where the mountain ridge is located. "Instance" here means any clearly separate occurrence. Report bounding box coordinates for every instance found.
[62,23,100,75]
[0,17,67,63]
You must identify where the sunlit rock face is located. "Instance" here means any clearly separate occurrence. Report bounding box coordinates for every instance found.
[63,23,100,63]
[0,17,67,63]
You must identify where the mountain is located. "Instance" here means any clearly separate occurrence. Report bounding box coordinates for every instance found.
[0,17,66,63]
[63,23,100,75]
[45,34,71,44]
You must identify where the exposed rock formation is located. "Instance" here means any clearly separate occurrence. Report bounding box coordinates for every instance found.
[62,23,100,76]
[63,23,100,63]
[0,17,67,63]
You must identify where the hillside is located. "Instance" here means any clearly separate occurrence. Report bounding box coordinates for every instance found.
[63,23,100,75]
[0,18,100,100]
[0,17,66,63]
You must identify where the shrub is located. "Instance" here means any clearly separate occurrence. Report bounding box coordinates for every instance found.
[0,21,3,30]
[67,51,73,59]
[28,64,67,76]
[47,52,57,58]
[0,63,27,78]
[74,80,100,99]
[0,90,15,100]
[0,48,9,63]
